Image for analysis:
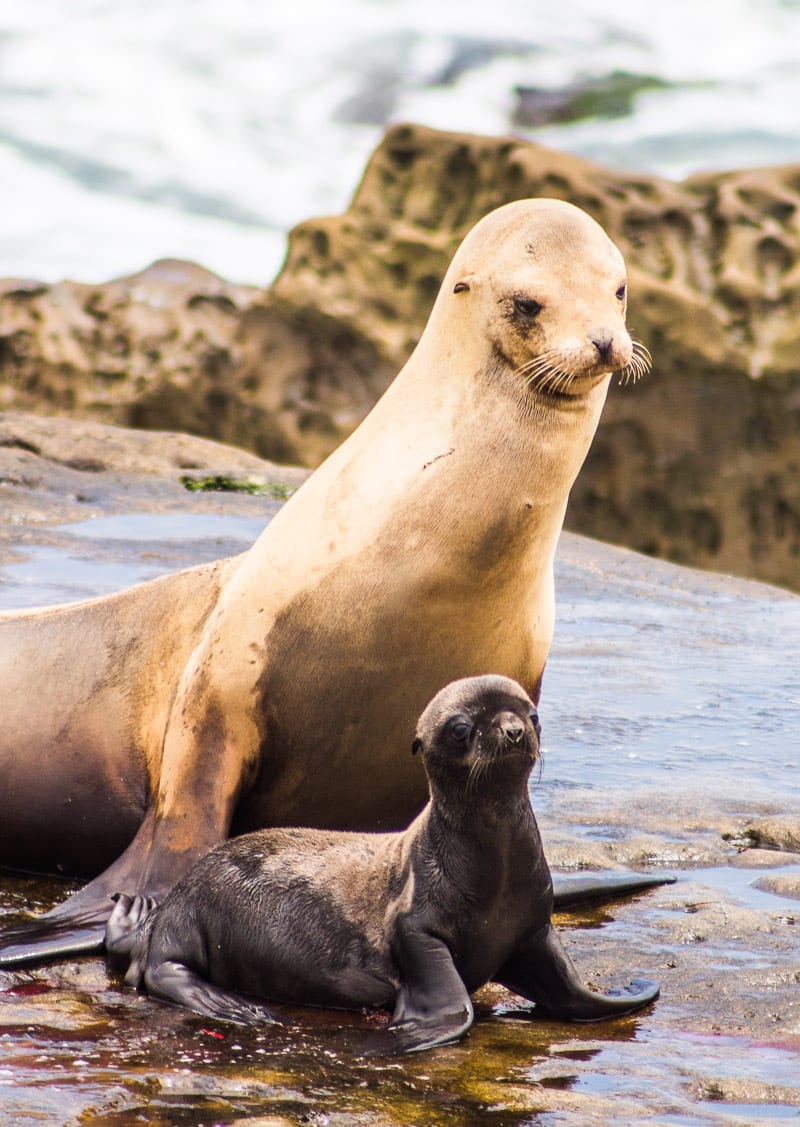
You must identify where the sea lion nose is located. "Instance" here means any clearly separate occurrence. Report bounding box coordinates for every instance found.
[499,714,525,744]
[591,334,613,362]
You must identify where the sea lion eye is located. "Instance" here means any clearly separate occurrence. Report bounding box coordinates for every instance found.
[616,282,627,302]
[446,717,472,745]
[529,708,541,738]
[513,296,542,318]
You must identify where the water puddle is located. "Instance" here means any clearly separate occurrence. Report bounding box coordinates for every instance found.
[676,865,800,915]
[62,513,267,542]
[0,513,267,609]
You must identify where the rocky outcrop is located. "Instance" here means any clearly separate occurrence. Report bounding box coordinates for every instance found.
[1,124,799,590]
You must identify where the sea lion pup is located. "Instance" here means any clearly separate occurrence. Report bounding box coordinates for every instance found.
[0,198,657,966]
[105,676,660,1054]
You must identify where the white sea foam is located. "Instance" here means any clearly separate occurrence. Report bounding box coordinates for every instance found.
[1,0,798,284]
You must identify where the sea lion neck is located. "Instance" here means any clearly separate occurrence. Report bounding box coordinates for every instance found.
[328,345,612,530]
[415,782,542,903]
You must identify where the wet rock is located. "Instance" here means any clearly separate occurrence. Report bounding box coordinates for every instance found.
[692,1077,800,1109]
[741,816,800,854]
[731,847,800,868]
[753,873,800,901]
[0,411,307,561]
[512,71,670,127]
[541,830,734,874]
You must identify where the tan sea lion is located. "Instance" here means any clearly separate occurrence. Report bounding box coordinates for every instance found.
[0,198,654,965]
[104,676,660,1053]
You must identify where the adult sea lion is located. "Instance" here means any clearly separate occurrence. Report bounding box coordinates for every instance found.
[0,198,655,966]
[105,676,660,1053]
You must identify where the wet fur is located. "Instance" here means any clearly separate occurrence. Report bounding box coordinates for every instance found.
[106,677,660,1053]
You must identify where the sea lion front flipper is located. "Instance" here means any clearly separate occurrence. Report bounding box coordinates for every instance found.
[369,924,473,1054]
[495,923,659,1021]
[142,959,282,1026]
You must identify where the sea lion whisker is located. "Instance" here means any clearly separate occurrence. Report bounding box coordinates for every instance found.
[558,368,578,393]
[528,359,566,395]
[536,370,560,397]
[616,336,651,387]
[619,339,652,386]
[466,753,489,796]
[516,346,561,371]
[633,338,652,366]
[516,352,560,381]
[522,364,555,391]
[548,367,576,397]
[532,753,544,786]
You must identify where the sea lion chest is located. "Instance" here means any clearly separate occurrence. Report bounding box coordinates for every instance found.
[405,807,552,994]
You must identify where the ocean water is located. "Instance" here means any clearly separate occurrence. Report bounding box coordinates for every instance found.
[1,0,800,287]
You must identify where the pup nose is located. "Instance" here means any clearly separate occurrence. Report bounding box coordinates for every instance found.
[500,718,525,744]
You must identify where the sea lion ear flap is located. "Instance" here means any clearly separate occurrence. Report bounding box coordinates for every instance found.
[411,737,423,756]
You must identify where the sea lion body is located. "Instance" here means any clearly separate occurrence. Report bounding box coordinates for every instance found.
[106,677,659,1052]
[0,199,652,963]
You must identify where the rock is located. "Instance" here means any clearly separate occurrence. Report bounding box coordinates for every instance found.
[753,873,800,901]
[731,848,800,868]
[512,71,670,128]
[741,816,800,854]
[0,412,308,583]
[2,124,800,589]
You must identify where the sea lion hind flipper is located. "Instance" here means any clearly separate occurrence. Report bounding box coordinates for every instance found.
[364,924,473,1055]
[495,922,659,1022]
[0,803,223,969]
[143,959,282,1026]
[0,902,107,967]
[0,809,170,968]
[551,870,676,909]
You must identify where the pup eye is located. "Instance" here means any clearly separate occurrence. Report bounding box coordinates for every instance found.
[529,708,541,737]
[514,296,542,317]
[616,283,627,301]
[447,718,472,744]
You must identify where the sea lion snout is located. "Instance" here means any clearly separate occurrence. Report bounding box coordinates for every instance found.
[496,711,526,744]
[490,706,540,765]
[587,324,632,373]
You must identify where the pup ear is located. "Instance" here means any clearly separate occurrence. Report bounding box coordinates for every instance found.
[453,280,470,294]
[411,737,423,756]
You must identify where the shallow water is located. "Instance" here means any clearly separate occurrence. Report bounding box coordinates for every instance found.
[0,513,265,610]
[1,509,799,1124]
[542,541,800,810]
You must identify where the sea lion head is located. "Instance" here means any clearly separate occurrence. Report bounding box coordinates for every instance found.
[441,198,646,402]
[413,675,540,800]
